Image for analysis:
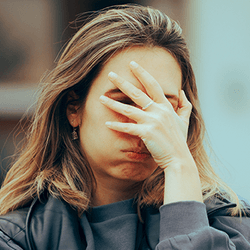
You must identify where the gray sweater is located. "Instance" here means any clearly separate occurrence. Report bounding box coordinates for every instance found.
[0,193,250,249]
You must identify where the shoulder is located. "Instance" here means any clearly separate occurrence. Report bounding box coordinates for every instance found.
[0,206,29,249]
[205,194,250,217]
[0,207,28,232]
[0,193,80,250]
[0,193,70,233]
[205,194,250,247]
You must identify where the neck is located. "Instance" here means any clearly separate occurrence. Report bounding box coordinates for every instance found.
[91,177,141,207]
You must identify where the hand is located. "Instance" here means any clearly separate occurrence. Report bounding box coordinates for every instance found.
[100,61,203,204]
[99,61,193,169]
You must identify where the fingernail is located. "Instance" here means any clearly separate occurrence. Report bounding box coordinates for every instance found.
[130,61,138,69]
[99,95,108,103]
[105,121,112,126]
[108,71,118,80]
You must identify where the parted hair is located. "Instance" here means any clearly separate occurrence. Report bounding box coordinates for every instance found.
[0,4,241,215]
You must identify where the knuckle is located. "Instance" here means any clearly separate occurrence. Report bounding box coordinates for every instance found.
[149,78,158,87]
[130,88,142,99]
[118,76,125,84]
[144,78,157,90]
[123,124,131,133]
[105,99,114,108]
[123,106,132,116]
[136,65,144,74]
[142,124,155,138]
[152,121,162,131]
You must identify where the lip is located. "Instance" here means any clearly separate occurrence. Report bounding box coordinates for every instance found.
[121,148,151,161]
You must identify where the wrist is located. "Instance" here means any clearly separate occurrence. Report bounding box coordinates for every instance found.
[162,150,196,171]
[163,157,203,205]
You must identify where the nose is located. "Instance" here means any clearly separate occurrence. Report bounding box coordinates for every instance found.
[128,134,145,148]
[136,138,145,148]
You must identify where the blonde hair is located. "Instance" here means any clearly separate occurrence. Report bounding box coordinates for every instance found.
[0,4,242,215]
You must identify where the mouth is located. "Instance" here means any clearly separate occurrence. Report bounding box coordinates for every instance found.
[121,148,151,160]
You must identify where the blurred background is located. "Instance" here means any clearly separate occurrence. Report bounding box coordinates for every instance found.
[0,0,249,200]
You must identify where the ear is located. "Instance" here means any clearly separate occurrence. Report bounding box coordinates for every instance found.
[66,91,81,127]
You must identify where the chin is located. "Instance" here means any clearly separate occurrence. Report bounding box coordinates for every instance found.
[119,162,157,182]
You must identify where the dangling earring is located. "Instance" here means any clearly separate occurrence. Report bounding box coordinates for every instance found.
[72,127,78,140]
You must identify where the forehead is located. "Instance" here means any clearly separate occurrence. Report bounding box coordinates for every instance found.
[89,46,182,96]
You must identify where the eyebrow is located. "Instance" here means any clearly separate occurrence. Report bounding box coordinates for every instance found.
[104,88,179,102]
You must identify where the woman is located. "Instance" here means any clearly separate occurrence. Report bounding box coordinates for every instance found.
[0,4,249,250]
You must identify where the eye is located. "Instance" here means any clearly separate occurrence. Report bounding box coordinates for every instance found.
[171,103,178,112]
[117,98,135,105]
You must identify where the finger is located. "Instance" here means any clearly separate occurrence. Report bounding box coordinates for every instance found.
[105,121,145,137]
[129,61,166,103]
[108,71,151,108]
[177,90,192,125]
[108,72,153,109]
[99,95,146,123]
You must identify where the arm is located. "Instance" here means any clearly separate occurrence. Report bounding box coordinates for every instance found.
[156,201,250,249]
[101,60,203,204]
[100,61,250,249]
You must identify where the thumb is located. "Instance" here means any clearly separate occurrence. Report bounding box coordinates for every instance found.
[177,90,192,126]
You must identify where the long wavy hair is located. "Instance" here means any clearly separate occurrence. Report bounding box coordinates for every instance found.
[0,4,241,215]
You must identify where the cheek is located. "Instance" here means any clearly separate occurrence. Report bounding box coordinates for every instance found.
[80,96,135,148]
[80,103,125,139]
[113,111,132,123]
[99,103,133,124]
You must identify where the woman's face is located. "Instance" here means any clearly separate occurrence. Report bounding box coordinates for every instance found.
[77,46,182,185]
